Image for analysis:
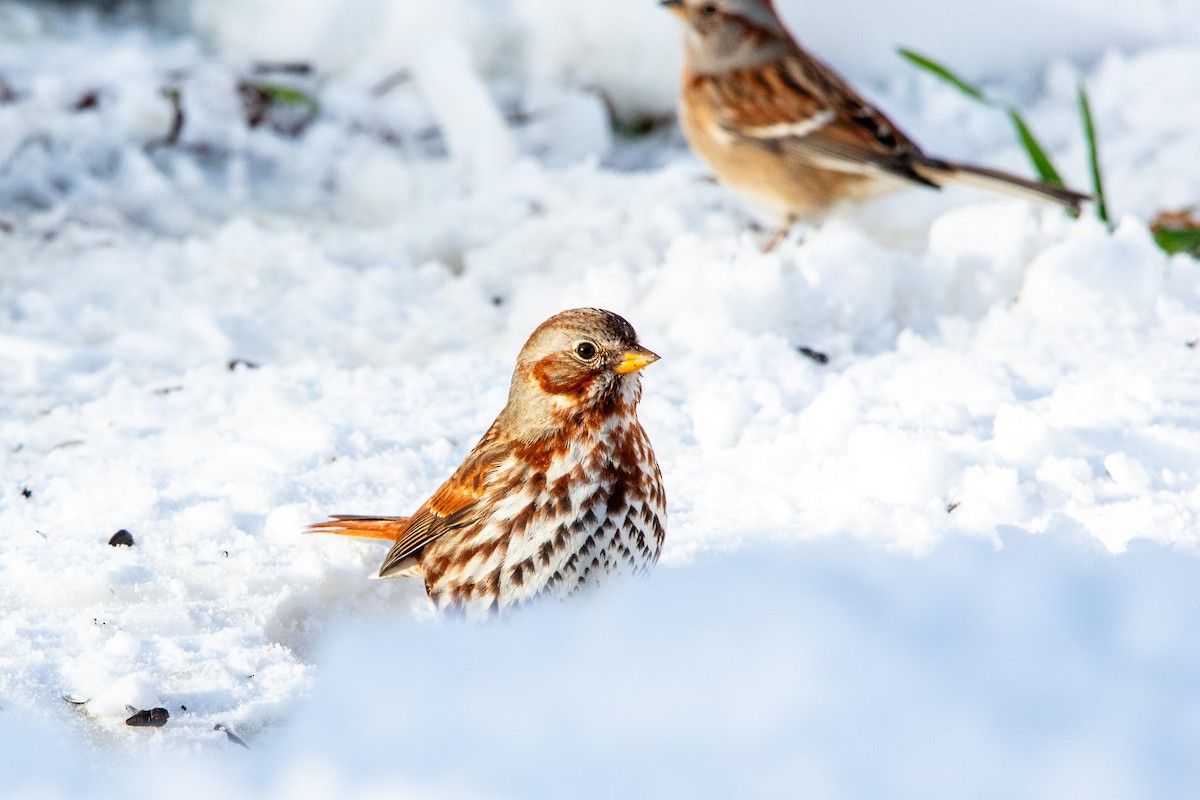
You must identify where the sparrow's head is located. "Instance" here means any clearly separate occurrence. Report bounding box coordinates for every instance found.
[503,308,659,441]
[661,0,791,74]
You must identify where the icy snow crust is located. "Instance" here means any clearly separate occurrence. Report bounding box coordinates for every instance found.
[2,1,1200,797]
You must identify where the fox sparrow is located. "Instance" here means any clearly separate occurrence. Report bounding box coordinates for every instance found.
[309,308,666,617]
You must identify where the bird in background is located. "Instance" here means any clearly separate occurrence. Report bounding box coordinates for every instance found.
[309,308,666,618]
[662,0,1090,248]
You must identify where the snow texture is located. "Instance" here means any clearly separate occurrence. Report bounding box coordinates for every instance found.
[2,0,1200,797]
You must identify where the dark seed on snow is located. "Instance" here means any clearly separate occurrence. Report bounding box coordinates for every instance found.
[109,530,135,547]
[125,707,170,727]
[797,346,830,364]
[227,358,260,371]
[74,91,99,111]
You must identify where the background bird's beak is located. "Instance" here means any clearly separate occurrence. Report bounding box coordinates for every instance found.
[615,346,661,374]
[660,0,686,19]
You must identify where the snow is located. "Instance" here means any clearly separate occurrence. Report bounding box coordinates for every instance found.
[410,37,516,183]
[2,0,1200,797]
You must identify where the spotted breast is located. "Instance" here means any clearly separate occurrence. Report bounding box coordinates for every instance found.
[309,308,667,618]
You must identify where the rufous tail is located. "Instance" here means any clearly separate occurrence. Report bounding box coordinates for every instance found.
[915,158,1090,213]
[305,515,409,542]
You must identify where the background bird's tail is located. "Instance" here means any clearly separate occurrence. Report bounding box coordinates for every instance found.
[306,515,408,541]
[915,158,1090,213]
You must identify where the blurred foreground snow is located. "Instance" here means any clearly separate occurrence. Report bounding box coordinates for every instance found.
[8,535,1200,799]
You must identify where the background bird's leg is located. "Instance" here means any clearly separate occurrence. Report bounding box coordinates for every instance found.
[762,215,796,253]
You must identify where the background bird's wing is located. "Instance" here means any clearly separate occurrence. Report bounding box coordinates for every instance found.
[714,51,937,187]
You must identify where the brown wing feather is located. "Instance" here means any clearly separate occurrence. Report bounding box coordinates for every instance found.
[376,425,513,578]
[709,58,832,132]
[307,421,514,578]
[711,50,937,187]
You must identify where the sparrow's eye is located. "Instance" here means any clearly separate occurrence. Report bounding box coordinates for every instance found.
[701,3,718,14]
[574,341,598,361]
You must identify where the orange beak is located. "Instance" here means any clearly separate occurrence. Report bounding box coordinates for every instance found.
[660,0,687,19]
[615,346,661,374]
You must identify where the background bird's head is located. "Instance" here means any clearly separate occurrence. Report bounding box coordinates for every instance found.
[661,0,793,74]
[502,308,658,442]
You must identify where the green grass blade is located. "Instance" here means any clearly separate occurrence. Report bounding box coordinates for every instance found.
[1007,110,1064,187]
[1077,84,1109,223]
[897,49,988,103]
[899,46,1084,215]
[1153,227,1200,257]
[262,84,320,111]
